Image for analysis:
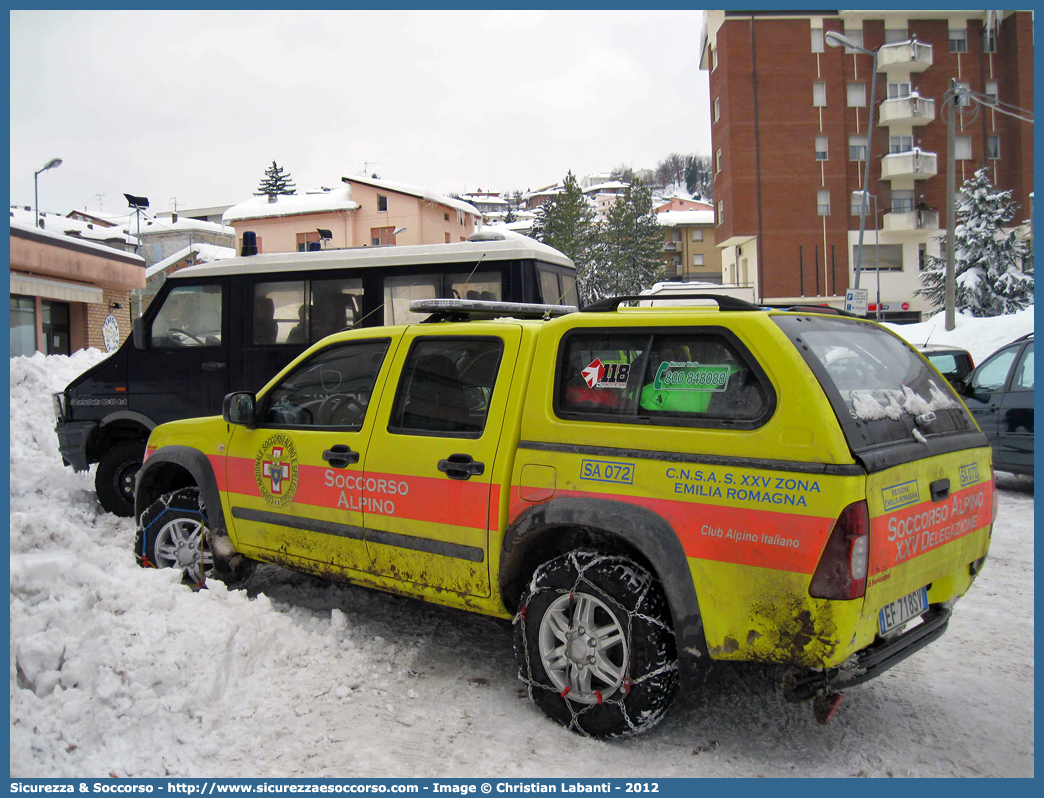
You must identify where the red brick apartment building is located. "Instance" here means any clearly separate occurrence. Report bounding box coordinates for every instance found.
[701,10,1033,320]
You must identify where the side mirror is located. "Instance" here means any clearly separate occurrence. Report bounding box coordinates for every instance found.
[132,317,147,351]
[223,392,256,426]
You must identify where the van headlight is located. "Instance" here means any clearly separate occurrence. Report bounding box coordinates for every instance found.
[52,392,67,422]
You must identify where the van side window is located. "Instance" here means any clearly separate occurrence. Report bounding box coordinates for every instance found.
[254,281,305,345]
[311,278,364,342]
[446,271,501,302]
[261,340,390,429]
[389,338,504,437]
[150,284,223,348]
[538,270,560,305]
[556,331,772,428]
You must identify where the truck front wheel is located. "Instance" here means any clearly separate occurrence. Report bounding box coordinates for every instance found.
[95,439,145,517]
[134,487,212,587]
[514,550,679,738]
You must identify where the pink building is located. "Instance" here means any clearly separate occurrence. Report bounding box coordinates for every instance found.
[223,176,481,255]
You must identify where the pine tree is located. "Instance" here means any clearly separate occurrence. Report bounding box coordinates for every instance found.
[255,161,297,196]
[530,171,599,302]
[917,167,1033,316]
[597,178,665,296]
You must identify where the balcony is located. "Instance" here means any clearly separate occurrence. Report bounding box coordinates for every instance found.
[883,209,940,237]
[881,149,938,181]
[877,39,933,73]
[878,94,935,126]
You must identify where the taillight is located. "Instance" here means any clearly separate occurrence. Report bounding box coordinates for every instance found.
[991,466,999,525]
[809,500,870,600]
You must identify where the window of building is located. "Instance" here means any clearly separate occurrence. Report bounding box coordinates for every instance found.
[851,192,869,216]
[817,190,831,216]
[815,136,828,160]
[693,254,705,267]
[985,80,999,104]
[717,200,724,225]
[950,28,968,53]
[10,295,37,357]
[371,226,396,246]
[884,28,907,43]
[919,243,928,270]
[843,27,864,53]
[691,228,703,242]
[983,28,997,53]
[716,148,722,173]
[813,82,827,107]
[811,29,824,53]
[377,194,388,212]
[714,96,720,123]
[846,82,865,107]
[956,80,971,107]
[296,231,321,252]
[712,46,718,70]
[891,190,914,214]
[887,82,912,99]
[859,243,904,271]
[987,135,1001,160]
[849,135,868,161]
[389,337,504,436]
[889,135,914,154]
[955,135,972,161]
[444,212,450,221]
[445,232,451,243]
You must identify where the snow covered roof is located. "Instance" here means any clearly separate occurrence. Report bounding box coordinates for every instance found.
[583,181,629,194]
[144,242,236,279]
[10,206,138,246]
[133,215,233,237]
[342,175,480,217]
[171,235,572,279]
[657,210,716,227]
[222,186,359,223]
[461,194,508,206]
[9,217,144,263]
[522,185,562,200]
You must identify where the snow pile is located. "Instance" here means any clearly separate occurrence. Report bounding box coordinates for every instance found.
[885,305,1033,363]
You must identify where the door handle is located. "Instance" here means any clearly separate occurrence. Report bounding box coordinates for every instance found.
[323,444,360,468]
[930,478,950,502]
[438,453,485,480]
[202,361,226,371]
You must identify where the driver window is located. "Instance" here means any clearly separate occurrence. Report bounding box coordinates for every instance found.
[150,284,223,348]
[260,340,390,429]
[972,347,1018,392]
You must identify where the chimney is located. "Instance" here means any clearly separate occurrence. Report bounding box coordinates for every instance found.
[268,193,277,204]
[172,211,178,223]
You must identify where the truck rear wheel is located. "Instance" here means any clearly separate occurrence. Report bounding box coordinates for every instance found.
[514,550,679,738]
[96,439,145,517]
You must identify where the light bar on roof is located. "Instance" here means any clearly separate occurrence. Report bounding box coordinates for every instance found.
[409,299,577,317]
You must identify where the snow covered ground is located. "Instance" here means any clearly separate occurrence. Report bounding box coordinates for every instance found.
[10,310,1034,778]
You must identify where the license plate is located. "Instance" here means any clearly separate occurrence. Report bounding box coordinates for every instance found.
[878,587,929,636]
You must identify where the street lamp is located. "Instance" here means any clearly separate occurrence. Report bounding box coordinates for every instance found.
[34,157,63,229]
[825,31,878,290]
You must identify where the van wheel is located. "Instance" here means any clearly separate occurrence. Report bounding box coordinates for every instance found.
[514,551,679,738]
[134,487,212,587]
[96,440,145,517]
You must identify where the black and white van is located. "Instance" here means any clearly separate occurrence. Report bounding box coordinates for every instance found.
[53,232,577,515]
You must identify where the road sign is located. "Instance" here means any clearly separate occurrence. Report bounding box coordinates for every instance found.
[845,288,868,316]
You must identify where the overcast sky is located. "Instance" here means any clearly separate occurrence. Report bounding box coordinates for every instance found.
[10,10,710,217]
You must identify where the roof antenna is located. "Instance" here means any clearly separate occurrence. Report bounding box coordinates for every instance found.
[922,323,937,347]
[459,252,488,298]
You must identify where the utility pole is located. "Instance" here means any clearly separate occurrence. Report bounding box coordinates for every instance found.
[945,78,957,331]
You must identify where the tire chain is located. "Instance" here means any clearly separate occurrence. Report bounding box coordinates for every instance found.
[514,551,677,738]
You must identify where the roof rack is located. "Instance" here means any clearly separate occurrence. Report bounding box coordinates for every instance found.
[410,298,578,322]
[582,293,762,313]
[783,304,862,319]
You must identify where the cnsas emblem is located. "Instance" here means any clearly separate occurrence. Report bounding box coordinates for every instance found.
[254,434,299,506]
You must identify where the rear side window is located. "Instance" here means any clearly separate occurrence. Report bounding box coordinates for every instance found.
[389,337,504,437]
[774,316,975,451]
[555,329,774,429]
[253,278,364,345]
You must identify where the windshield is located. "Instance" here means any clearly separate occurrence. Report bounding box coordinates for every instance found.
[773,315,976,451]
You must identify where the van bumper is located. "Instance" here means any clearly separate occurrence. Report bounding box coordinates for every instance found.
[781,605,951,701]
[55,420,96,472]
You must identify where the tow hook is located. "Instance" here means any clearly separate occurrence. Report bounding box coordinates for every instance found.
[812,691,844,725]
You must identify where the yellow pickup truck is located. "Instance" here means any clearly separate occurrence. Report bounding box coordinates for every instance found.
[134,296,996,738]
